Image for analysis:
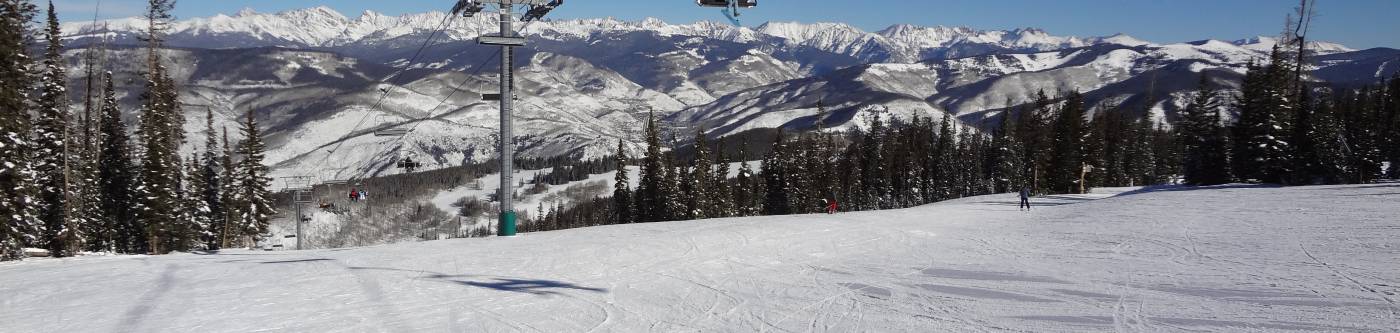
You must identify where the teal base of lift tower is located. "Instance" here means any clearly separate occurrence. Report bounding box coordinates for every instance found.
[498,211,517,236]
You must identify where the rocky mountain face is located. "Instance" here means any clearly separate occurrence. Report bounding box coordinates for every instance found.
[61,7,1400,180]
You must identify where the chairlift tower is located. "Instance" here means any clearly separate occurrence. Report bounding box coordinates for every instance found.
[452,0,561,237]
[282,176,315,250]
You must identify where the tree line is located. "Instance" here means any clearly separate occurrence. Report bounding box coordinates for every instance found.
[1,0,276,260]
[518,64,1399,233]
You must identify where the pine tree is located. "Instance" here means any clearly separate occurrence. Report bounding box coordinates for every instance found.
[634,111,664,222]
[611,140,632,224]
[1123,114,1158,186]
[687,130,713,219]
[134,0,185,254]
[837,139,865,210]
[199,109,224,248]
[1337,86,1383,183]
[1385,75,1400,178]
[1047,91,1089,194]
[709,139,734,218]
[1017,91,1054,193]
[234,110,276,247]
[733,144,758,216]
[1151,123,1181,185]
[861,113,891,208]
[989,111,1025,193]
[1291,91,1349,184]
[183,152,211,250]
[95,72,143,254]
[661,138,686,221]
[218,127,237,248]
[33,2,74,257]
[0,0,39,260]
[1233,48,1296,184]
[761,131,791,215]
[1180,75,1234,185]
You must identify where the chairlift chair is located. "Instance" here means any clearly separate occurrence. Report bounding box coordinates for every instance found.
[697,0,756,25]
[396,154,423,173]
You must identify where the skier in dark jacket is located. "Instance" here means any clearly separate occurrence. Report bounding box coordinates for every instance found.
[1019,187,1031,211]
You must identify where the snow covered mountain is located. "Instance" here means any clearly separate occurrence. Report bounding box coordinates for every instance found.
[63,6,1146,63]
[59,7,1398,180]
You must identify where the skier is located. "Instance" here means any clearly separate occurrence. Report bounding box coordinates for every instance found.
[826,197,838,214]
[349,188,360,202]
[1019,186,1031,211]
[359,190,369,202]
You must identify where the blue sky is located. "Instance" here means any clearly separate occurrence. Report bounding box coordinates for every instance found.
[52,0,1399,49]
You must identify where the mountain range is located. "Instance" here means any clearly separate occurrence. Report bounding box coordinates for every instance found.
[57,6,1400,181]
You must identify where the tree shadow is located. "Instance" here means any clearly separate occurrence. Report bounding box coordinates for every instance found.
[1305,184,1400,191]
[1339,192,1400,197]
[1116,184,1280,196]
[445,278,608,296]
[347,266,607,296]
[258,258,336,264]
[116,264,178,333]
[980,201,1079,207]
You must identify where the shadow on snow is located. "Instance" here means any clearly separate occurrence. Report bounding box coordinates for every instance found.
[347,266,608,296]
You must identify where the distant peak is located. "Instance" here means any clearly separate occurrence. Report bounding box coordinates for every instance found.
[284,5,345,18]
[235,7,258,17]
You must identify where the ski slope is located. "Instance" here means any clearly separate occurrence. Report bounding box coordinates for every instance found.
[2,184,1398,332]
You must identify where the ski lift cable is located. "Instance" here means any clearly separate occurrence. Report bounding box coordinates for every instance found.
[345,16,552,181]
[312,13,456,172]
[349,50,503,181]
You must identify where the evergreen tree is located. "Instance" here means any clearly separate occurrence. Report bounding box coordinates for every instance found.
[199,109,224,248]
[1122,114,1157,186]
[1385,76,1400,178]
[0,0,38,260]
[234,110,275,247]
[1337,86,1383,183]
[611,140,632,224]
[687,130,713,219]
[761,132,791,215]
[134,0,185,254]
[1047,91,1089,194]
[1180,75,1234,185]
[183,152,211,250]
[1151,123,1181,185]
[733,144,758,216]
[1017,91,1054,193]
[989,111,1025,193]
[710,139,734,218]
[634,112,664,222]
[1232,48,1296,184]
[95,72,143,254]
[661,137,686,221]
[33,2,75,256]
[861,113,891,208]
[1291,91,1349,184]
[218,127,238,248]
[929,115,956,200]
[837,139,865,210]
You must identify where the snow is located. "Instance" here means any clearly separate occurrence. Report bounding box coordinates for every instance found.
[4,183,1397,331]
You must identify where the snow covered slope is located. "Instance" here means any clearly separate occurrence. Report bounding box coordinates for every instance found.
[3,183,1397,331]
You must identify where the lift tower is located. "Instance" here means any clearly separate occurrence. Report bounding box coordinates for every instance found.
[452,0,561,237]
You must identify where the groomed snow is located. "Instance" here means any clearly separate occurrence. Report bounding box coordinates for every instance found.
[2,184,1397,331]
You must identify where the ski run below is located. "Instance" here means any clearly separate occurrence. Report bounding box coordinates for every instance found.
[2,184,1398,332]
